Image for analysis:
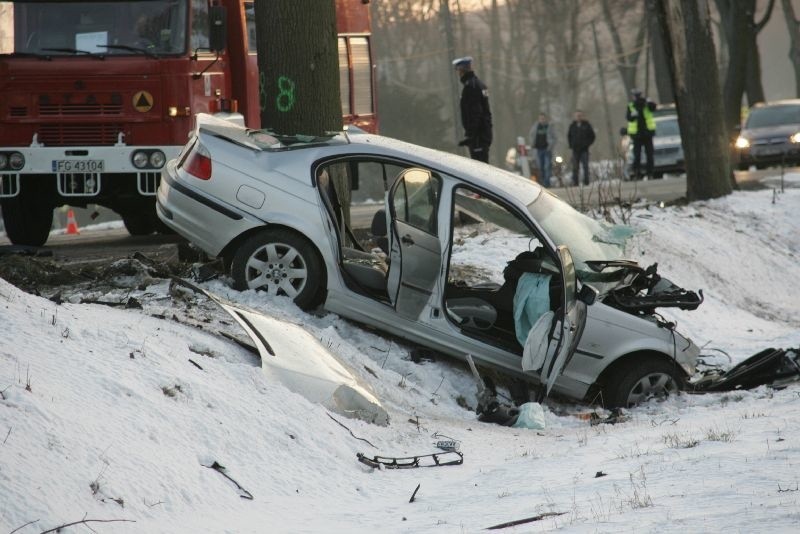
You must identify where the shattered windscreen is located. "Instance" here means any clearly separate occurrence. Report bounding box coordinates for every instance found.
[527,190,636,292]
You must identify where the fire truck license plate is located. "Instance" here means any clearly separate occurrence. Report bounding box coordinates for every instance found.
[52,160,105,172]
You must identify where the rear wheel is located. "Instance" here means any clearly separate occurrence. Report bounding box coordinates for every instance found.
[604,358,684,408]
[230,228,325,310]
[1,194,53,247]
[121,211,156,236]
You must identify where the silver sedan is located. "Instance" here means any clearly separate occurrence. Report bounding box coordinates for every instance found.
[157,114,702,407]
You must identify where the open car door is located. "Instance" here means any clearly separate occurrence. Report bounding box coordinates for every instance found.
[385,168,443,319]
[523,246,588,396]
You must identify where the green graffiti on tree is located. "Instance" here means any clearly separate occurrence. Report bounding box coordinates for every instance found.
[276,76,296,113]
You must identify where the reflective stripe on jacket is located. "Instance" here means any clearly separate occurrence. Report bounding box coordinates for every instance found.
[627,102,655,135]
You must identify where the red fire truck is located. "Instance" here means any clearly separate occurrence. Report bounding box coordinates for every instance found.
[0,0,377,246]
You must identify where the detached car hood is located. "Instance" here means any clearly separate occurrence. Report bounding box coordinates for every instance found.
[586,260,703,314]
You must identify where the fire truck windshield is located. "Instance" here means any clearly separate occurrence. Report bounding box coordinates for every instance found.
[1,0,194,57]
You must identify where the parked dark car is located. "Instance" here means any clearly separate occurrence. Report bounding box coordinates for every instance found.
[735,100,800,170]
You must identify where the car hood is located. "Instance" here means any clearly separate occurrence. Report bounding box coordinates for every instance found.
[742,124,800,140]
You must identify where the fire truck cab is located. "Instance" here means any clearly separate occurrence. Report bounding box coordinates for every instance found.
[0,0,376,246]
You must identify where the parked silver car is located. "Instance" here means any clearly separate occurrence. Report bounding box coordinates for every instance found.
[157,114,702,407]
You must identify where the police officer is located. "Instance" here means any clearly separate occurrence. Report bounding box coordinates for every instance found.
[626,89,657,180]
[453,56,493,163]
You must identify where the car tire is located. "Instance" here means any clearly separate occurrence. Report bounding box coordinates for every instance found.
[231,228,325,310]
[121,212,156,236]
[603,357,685,408]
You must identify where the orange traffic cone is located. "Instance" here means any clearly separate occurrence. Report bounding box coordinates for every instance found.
[65,209,80,235]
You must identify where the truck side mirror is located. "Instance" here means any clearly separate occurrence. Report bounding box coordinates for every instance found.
[209,5,227,53]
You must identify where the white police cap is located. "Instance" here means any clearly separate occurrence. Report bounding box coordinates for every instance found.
[452,56,473,68]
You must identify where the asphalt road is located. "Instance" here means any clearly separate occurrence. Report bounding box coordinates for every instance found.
[1,165,795,260]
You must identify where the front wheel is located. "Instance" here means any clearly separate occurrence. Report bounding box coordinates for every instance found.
[230,228,325,310]
[1,195,53,247]
[603,358,684,408]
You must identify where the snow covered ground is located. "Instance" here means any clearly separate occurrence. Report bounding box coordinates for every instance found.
[1,181,799,533]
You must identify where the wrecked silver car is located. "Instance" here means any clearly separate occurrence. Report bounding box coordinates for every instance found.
[157,114,703,407]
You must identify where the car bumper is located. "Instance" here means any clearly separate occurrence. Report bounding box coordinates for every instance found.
[736,145,800,166]
[156,161,260,257]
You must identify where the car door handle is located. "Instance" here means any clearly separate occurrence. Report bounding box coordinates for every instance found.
[401,234,415,245]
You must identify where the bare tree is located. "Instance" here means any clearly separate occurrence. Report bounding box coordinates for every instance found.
[254,0,341,136]
[601,0,648,95]
[648,0,675,103]
[716,0,774,135]
[653,0,732,200]
[782,0,800,97]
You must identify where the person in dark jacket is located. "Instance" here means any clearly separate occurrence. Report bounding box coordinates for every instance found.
[567,110,595,186]
[626,88,657,180]
[453,56,493,163]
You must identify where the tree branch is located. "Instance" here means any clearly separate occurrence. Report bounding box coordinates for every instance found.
[755,0,776,32]
[40,518,135,533]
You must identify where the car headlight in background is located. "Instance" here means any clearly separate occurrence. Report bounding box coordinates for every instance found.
[0,154,7,170]
[9,152,25,170]
[790,132,800,144]
[734,136,750,149]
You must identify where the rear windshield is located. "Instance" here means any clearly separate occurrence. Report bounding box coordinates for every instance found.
[745,105,800,129]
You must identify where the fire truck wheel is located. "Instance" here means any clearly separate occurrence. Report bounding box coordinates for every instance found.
[121,212,156,236]
[1,196,53,247]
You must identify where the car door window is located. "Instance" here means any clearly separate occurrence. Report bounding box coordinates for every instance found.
[392,169,441,236]
[445,186,555,353]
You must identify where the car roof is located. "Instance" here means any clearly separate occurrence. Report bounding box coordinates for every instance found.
[750,99,800,109]
[195,113,543,207]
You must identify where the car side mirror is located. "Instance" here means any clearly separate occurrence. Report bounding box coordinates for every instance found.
[578,284,598,306]
[209,5,227,53]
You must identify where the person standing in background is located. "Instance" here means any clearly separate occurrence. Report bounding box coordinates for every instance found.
[528,112,556,187]
[453,56,493,163]
[567,110,595,186]
[626,88,657,180]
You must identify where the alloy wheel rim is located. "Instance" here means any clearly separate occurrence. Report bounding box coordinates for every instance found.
[245,242,308,297]
[626,372,678,407]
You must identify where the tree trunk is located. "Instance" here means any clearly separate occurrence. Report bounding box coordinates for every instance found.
[601,0,647,94]
[715,0,748,137]
[653,0,732,200]
[440,0,461,147]
[744,0,774,105]
[781,0,800,97]
[254,0,342,136]
[647,0,674,103]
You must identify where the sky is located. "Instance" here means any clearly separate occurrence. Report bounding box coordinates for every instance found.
[1,175,799,533]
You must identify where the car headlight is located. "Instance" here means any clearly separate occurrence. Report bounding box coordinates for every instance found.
[0,154,7,170]
[149,150,166,168]
[734,136,750,149]
[132,151,149,169]
[790,132,800,144]
[9,152,25,170]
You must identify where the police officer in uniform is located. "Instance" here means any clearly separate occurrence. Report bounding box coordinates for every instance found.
[453,56,493,163]
[626,89,657,180]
